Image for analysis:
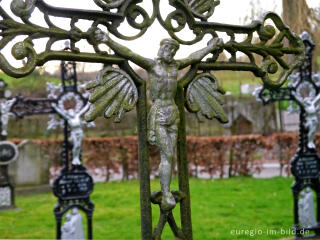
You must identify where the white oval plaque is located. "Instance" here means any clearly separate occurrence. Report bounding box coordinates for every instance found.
[0,141,19,165]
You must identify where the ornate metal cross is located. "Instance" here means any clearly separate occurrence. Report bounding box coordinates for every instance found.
[48,60,94,240]
[11,59,95,239]
[254,31,320,239]
[0,1,305,239]
[0,78,18,210]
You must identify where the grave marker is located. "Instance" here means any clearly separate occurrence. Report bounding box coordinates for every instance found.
[254,31,320,239]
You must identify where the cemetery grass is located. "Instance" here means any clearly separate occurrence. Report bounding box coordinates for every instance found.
[0,71,60,96]
[0,177,294,240]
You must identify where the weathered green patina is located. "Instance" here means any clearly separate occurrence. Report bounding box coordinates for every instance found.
[0,0,305,239]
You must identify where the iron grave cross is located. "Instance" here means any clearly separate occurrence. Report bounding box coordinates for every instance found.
[0,0,305,239]
[254,31,320,239]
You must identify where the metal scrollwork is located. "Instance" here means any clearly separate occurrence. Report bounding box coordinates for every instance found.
[198,13,305,88]
[0,0,304,87]
[0,41,37,78]
[10,0,36,20]
[253,86,292,105]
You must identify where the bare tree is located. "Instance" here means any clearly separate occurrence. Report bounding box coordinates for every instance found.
[282,0,320,70]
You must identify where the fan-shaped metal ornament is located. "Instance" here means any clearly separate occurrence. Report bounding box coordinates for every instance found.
[186,73,228,123]
[85,66,138,123]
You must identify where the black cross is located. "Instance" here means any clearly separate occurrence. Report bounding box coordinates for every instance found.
[255,31,320,239]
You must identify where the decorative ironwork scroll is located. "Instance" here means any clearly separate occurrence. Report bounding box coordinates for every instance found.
[0,0,304,87]
[0,1,305,239]
[254,31,320,239]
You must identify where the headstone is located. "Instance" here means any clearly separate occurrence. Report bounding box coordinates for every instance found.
[9,141,50,186]
[0,186,11,207]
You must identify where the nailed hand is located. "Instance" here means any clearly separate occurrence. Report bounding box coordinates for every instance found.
[94,28,108,43]
[208,37,223,49]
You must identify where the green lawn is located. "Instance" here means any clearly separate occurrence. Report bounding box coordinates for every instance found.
[214,71,260,96]
[0,177,297,239]
[0,71,60,97]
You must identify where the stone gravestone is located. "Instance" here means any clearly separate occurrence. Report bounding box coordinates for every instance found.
[0,187,11,208]
[8,141,50,186]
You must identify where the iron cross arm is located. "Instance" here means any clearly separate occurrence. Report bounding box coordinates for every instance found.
[255,87,293,105]
[0,0,305,88]
[10,94,55,119]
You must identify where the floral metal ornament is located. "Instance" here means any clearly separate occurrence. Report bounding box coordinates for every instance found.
[0,1,305,239]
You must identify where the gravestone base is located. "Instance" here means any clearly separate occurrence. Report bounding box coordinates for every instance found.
[291,152,320,239]
[0,184,15,210]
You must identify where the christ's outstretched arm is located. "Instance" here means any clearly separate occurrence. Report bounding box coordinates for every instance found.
[94,28,154,70]
[51,103,70,121]
[313,93,320,108]
[292,93,307,109]
[78,102,91,116]
[177,38,223,69]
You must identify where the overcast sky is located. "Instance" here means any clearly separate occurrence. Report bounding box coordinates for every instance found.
[0,0,319,73]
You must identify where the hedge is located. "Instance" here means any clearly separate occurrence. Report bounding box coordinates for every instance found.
[10,132,313,181]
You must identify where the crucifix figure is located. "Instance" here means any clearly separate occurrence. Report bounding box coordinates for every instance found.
[0,98,16,137]
[292,92,320,149]
[94,28,223,211]
[52,102,90,165]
